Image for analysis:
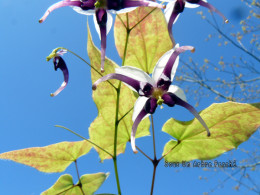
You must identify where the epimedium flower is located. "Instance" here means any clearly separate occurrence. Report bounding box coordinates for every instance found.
[39,0,165,72]
[46,49,69,97]
[92,44,211,153]
[163,0,229,42]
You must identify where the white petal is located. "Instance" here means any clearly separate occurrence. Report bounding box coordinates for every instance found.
[160,0,176,2]
[106,12,113,34]
[93,15,101,39]
[164,1,176,24]
[116,7,137,14]
[185,0,207,8]
[72,7,95,15]
[132,96,150,122]
[115,66,155,85]
[152,44,180,83]
[93,12,113,40]
[168,85,187,102]
[185,2,200,8]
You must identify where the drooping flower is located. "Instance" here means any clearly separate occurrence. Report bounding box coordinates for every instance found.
[39,0,165,72]
[92,44,211,153]
[163,0,229,42]
[47,49,69,97]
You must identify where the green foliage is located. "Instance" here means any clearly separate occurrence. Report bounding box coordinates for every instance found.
[162,102,260,162]
[87,25,150,161]
[0,141,91,172]
[114,7,173,73]
[42,173,109,195]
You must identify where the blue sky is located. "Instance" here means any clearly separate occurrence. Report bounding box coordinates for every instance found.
[0,0,259,194]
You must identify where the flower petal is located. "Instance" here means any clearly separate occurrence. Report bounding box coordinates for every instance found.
[73,7,95,15]
[172,93,211,136]
[132,96,150,122]
[167,85,186,102]
[164,1,176,24]
[159,0,176,2]
[131,109,148,153]
[116,66,155,85]
[51,56,69,97]
[185,2,200,8]
[198,0,228,23]
[152,45,178,83]
[92,73,147,94]
[39,0,82,23]
[106,12,113,34]
[131,97,150,153]
[155,45,195,88]
[93,11,113,40]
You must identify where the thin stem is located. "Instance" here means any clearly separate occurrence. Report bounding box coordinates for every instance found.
[55,125,113,158]
[111,13,132,194]
[136,146,153,162]
[75,160,81,182]
[150,164,157,195]
[150,115,159,195]
[75,160,85,195]
[158,141,180,161]
[118,106,134,124]
[130,8,157,31]
[113,84,122,195]
[206,18,260,63]
[151,115,156,159]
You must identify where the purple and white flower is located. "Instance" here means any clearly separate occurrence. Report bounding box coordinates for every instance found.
[39,0,165,72]
[163,0,228,42]
[92,44,210,153]
[47,49,69,97]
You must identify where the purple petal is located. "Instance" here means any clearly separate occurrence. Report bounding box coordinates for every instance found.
[162,93,176,107]
[100,25,106,72]
[92,73,154,96]
[166,0,185,42]
[123,0,166,9]
[167,11,178,43]
[39,0,81,23]
[51,56,69,97]
[95,9,107,72]
[81,0,96,10]
[144,97,158,114]
[156,45,195,90]
[131,109,149,153]
[166,92,211,136]
[197,0,228,23]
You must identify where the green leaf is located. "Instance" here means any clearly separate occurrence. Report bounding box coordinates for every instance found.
[42,173,109,195]
[0,141,92,172]
[87,25,150,161]
[114,7,173,73]
[162,102,260,162]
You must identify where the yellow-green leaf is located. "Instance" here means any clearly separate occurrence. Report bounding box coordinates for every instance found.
[162,102,260,162]
[114,7,173,73]
[87,25,150,161]
[0,141,92,172]
[42,173,109,195]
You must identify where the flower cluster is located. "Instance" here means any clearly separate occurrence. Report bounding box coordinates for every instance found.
[41,0,227,152]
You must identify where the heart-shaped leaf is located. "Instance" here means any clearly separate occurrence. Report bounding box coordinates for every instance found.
[0,141,92,172]
[42,173,109,195]
[114,7,173,73]
[87,25,150,161]
[162,102,260,162]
